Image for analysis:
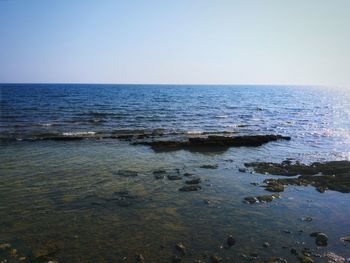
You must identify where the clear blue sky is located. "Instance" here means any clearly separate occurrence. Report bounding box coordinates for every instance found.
[0,0,349,87]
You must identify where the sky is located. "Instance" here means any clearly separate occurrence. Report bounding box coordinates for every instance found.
[0,0,349,87]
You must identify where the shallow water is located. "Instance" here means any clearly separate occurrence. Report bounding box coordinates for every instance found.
[1,85,350,262]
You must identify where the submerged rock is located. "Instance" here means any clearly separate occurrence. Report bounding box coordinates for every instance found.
[185,178,201,184]
[116,170,138,177]
[227,235,236,246]
[315,233,328,246]
[154,169,166,179]
[179,185,201,192]
[238,167,247,173]
[301,216,313,222]
[168,175,182,180]
[200,164,218,169]
[154,174,165,179]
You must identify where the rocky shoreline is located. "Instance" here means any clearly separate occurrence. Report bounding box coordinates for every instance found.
[244,160,350,193]
[1,147,350,262]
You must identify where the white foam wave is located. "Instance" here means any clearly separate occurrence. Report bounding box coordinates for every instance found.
[62,131,96,136]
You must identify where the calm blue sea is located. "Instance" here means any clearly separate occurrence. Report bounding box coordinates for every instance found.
[1,84,350,160]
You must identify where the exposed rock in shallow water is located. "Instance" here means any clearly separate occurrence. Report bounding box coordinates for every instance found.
[244,196,258,204]
[245,160,350,193]
[340,236,350,242]
[257,194,280,203]
[134,134,291,152]
[263,180,285,192]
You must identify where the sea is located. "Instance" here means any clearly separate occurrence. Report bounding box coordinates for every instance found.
[0,84,350,262]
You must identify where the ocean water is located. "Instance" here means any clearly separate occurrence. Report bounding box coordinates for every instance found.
[0,84,350,262]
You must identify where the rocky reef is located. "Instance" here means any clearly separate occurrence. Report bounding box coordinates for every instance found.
[135,134,291,152]
[244,160,350,193]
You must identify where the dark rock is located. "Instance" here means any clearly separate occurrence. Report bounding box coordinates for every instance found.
[154,169,165,179]
[135,134,291,152]
[301,216,313,222]
[183,173,193,177]
[200,164,218,169]
[290,248,298,255]
[264,182,285,192]
[239,167,246,173]
[257,194,280,203]
[163,169,183,180]
[153,169,166,175]
[154,174,165,180]
[168,175,182,180]
[179,185,201,192]
[185,178,201,184]
[244,160,350,193]
[227,235,235,246]
[310,232,320,237]
[175,242,186,254]
[116,170,138,177]
[315,233,328,246]
[210,255,222,263]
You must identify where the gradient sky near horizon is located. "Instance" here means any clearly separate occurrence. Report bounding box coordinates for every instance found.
[0,0,349,87]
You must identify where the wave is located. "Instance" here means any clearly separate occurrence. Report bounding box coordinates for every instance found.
[62,131,96,136]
